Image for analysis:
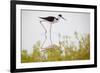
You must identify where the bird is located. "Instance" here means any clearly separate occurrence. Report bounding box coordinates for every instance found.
[39,14,66,51]
[39,14,66,60]
[39,14,65,23]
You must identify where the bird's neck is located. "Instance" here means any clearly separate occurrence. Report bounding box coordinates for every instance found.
[57,16,61,20]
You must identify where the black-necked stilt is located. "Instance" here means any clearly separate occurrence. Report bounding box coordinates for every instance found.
[39,14,66,49]
[40,14,65,23]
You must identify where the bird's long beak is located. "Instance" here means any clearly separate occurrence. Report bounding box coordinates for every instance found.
[61,16,66,20]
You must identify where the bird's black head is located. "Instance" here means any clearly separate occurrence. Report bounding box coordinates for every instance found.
[58,14,66,20]
[58,14,62,17]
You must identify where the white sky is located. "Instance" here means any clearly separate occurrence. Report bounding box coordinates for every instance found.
[22,10,90,53]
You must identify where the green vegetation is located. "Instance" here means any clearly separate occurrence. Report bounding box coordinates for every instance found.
[21,32,90,63]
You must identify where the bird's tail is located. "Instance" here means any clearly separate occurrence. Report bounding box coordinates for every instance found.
[39,17,45,19]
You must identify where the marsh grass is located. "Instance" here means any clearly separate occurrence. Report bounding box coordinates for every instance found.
[21,32,90,63]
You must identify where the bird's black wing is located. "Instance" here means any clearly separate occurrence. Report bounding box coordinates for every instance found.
[39,16,55,22]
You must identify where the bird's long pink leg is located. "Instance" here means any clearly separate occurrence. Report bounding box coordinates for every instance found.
[40,21,48,60]
[50,23,53,45]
